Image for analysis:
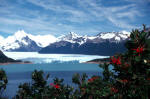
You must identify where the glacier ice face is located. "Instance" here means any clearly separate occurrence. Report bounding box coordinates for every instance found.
[3,52,108,63]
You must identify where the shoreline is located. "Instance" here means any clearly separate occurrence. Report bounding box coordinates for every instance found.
[82,61,100,64]
[0,61,33,65]
[83,60,109,64]
[83,57,110,64]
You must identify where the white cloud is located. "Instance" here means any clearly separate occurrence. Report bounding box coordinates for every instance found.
[26,0,92,23]
[0,0,147,36]
[77,0,141,29]
[26,0,141,29]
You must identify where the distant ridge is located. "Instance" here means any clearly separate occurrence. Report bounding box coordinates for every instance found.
[0,50,21,63]
[39,31,129,56]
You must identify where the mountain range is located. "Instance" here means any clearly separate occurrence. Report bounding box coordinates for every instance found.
[39,31,129,56]
[0,30,130,56]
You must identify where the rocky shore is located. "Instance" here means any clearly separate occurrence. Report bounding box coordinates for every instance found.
[0,61,32,65]
[84,58,110,64]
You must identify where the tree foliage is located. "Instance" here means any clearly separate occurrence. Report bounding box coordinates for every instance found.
[0,69,8,98]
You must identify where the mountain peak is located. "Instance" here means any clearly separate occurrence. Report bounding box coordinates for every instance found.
[98,32,116,39]
[58,32,88,45]
[14,30,28,40]
[59,32,79,41]
[69,32,78,36]
[96,31,130,41]
[66,32,80,39]
[121,30,130,36]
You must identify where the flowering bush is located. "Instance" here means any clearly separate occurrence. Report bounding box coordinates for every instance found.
[15,70,74,99]
[14,25,150,99]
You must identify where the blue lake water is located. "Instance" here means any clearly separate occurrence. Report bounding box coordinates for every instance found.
[0,52,108,98]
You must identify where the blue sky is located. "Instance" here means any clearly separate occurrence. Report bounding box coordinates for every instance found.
[0,0,150,37]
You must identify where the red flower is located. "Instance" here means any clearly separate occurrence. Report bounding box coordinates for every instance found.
[88,78,94,82]
[116,57,121,65]
[110,56,121,65]
[50,83,60,89]
[123,63,130,68]
[54,84,60,89]
[147,78,150,81]
[132,45,144,56]
[120,79,128,83]
[111,56,117,64]
[111,87,118,93]
[88,76,99,82]
[92,76,99,80]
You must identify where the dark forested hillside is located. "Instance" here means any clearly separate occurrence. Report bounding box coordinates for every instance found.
[0,50,21,63]
[39,40,126,56]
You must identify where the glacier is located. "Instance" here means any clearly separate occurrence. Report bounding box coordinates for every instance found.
[3,52,108,63]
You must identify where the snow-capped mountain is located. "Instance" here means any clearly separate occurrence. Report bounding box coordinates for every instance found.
[87,31,130,43]
[0,35,4,41]
[0,36,4,51]
[28,34,57,47]
[57,31,130,45]
[39,31,130,56]
[1,30,41,51]
[0,30,57,51]
[97,31,130,41]
[58,32,88,45]
[0,30,130,55]
[0,35,4,44]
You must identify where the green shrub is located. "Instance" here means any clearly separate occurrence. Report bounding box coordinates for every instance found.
[0,69,8,98]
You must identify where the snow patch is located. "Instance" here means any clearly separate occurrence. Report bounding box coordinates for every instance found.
[115,36,120,41]
[29,34,57,47]
[100,33,115,39]
[14,30,28,40]
[88,36,97,40]
[0,35,4,41]
[121,30,130,36]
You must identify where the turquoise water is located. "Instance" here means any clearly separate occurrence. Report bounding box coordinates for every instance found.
[0,52,107,98]
[0,62,102,98]
[0,61,102,73]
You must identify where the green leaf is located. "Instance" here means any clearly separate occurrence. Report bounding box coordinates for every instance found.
[135,56,141,62]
